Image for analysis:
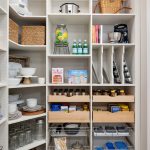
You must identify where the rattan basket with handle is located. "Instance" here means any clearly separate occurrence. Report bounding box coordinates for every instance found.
[21,26,46,45]
[94,0,131,14]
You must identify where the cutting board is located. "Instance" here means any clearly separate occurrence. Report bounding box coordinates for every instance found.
[21,109,46,116]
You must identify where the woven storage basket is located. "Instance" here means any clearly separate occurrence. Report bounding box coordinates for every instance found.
[94,0,131,14]
[21,26,45,45]
[100,0,123,13]
[9,18,19,43]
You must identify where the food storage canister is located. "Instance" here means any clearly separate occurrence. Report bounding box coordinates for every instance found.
[55,24,68,45]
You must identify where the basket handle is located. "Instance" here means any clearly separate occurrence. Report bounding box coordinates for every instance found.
[115,7,132,13]
[93,1,99,13]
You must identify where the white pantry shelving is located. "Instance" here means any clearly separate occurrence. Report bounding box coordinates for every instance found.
[0,0,141,149]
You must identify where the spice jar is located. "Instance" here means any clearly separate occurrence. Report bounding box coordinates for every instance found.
[64,89,68,96]
[97,90,102,95]
[93,90,97,95]
[75,89,80,96]
[83,104,88,111]
[55,24,68,46]
[102,90,109,95]
[58,89,63,96]
[81,89,86,95]
[110,90,117,97]
[119,90,125,95]
[67,89,74,97]
[53,89,58,95]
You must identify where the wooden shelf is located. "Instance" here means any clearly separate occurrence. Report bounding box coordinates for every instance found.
[92,84,135,87]
[9,113,46,125]
[9,40,46,51]
[16,139,46,150]
[49,95,90,102]
[48,111,90,123]
[93,95,134,102]
[93,111,134,123]
[9,84,46,89]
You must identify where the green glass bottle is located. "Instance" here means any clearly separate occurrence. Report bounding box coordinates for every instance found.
[83,40,89,54]
[72,40,78,54]
[77,39,83,54]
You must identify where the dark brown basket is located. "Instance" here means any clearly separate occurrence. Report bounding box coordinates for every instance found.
[9,55,30,67]
[21,26,46,45]
[9,18,19,43]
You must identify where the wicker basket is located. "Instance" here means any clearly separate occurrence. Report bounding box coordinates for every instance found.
[21,26,45,45]
[94,0,131,14]
[9,18,19,43]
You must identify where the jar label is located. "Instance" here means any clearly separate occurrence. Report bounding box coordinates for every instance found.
[83,48,88,54]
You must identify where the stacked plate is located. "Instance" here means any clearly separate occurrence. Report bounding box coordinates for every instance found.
[9,111,22,120]
[22,105,43,112]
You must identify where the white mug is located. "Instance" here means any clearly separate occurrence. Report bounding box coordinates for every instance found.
[26,98,37,108]
[9,104,17,114]
[38,77,45,84]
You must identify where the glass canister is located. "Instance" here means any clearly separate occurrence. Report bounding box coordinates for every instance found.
[35,119,45,140]
[55,24,68,45]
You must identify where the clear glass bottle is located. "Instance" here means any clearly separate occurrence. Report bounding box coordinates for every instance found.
[35,119,45,140]
[72,40,78,54]
[77,39,83,54]
[83,40,89,54]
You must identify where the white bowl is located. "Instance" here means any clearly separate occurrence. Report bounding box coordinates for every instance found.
[9,78,22,86]
[26,98,37,108]
[20,68,36,76]
[9,94,20,102]
[9,103,18,114]
[9,70,17,78]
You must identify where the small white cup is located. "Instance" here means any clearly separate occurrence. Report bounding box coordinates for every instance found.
[26,98,37,108]
[38,78,45,84]
[9,104,17,114]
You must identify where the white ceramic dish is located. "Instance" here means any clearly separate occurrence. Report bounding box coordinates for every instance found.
[20,68,36,76]
[38,77,45,84]
[26,98,37,108]
[9,100,25,105]
[9,94,20,102]
[8,78,22,86]
[9,103,18,114]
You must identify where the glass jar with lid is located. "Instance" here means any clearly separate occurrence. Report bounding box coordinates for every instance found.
[55,24,68,46]
[35,119,45,140]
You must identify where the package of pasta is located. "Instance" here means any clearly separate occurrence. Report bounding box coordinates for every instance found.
[54,137,67,150]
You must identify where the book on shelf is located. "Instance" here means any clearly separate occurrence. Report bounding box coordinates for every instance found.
[92,25,103,43]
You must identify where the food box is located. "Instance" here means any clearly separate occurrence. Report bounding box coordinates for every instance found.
[68,70,88,84]
[52,68,64,84]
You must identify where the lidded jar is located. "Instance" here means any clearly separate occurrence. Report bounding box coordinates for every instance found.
[35,119,45,140]
[55,24,68,45]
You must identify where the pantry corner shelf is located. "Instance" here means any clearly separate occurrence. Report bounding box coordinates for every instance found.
[9,5,46,23]
[8,113,46,125]
[0,83,7,88]
[9,40,46,51]
[0,6,7,15]
[9,84,46,89]
[16,139,46,150]
[0,118,7,125]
